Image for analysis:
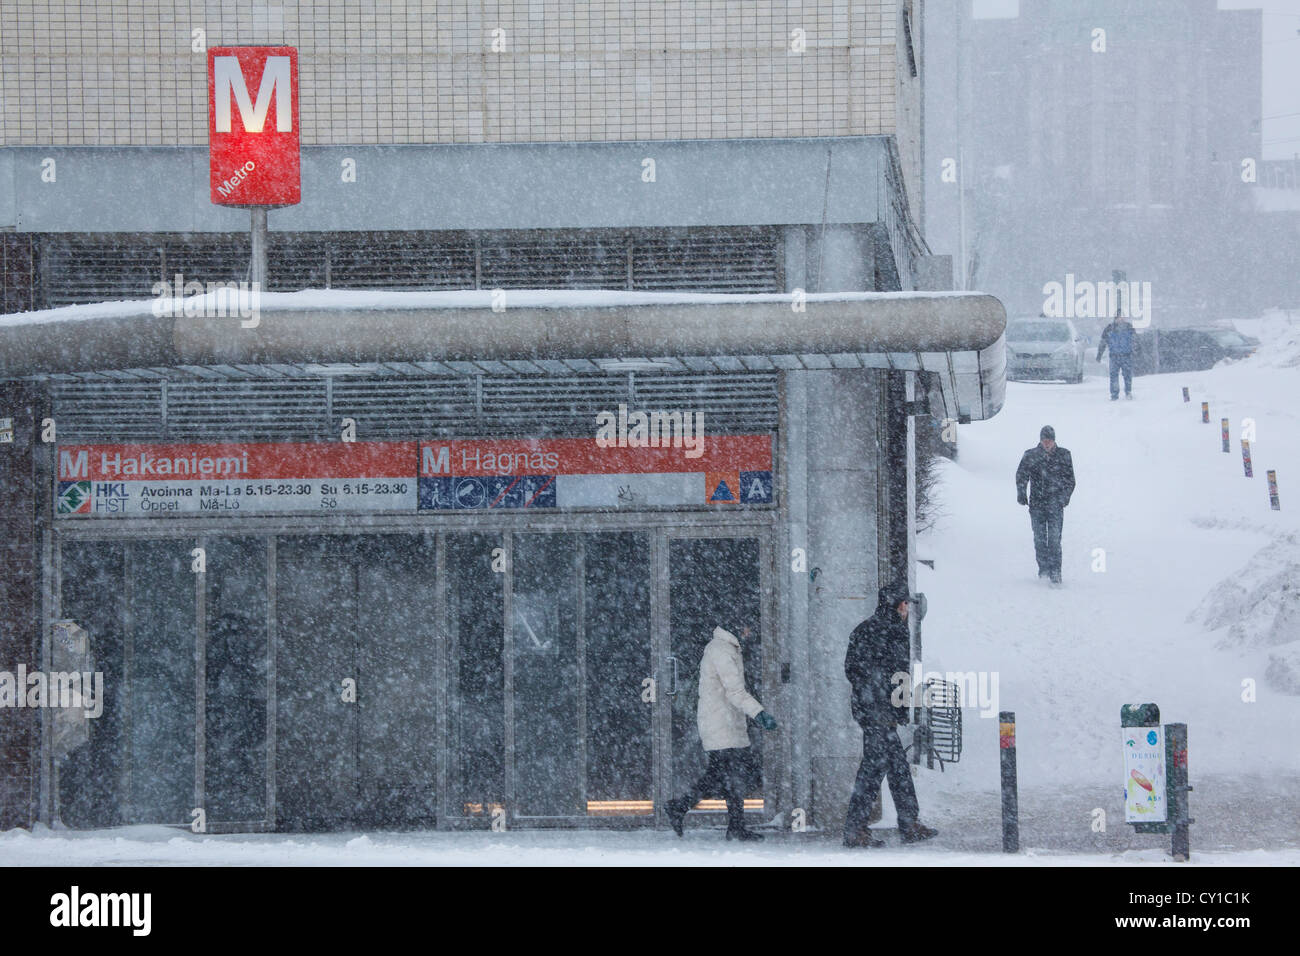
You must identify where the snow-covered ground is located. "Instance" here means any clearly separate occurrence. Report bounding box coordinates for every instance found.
[1,822,1294,866]
[912,308,1300,861]
[3,311,1297,866]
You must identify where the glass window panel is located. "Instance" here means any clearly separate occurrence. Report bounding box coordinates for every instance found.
[205,536,269,824]
[446,533,504,819]
[127,540,196,823]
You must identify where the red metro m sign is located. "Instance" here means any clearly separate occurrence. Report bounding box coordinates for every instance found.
[207,46,300,206]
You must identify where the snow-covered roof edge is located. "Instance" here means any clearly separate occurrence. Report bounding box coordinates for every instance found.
[0,288,985,329]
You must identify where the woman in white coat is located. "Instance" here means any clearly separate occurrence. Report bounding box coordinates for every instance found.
[665,625,777,841]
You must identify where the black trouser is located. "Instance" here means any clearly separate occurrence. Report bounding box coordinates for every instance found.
[1109,352,1133,397]
[1029,502,1065,576]
[676,747,750,831]
[844,722,919,839]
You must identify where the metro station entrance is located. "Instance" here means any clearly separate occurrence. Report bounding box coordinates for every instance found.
[51,522,773,832]
[443,527,773,829]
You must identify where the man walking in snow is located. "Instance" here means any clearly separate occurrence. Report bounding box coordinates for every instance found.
[666,625,777,841]
[1015,425,1076,585]
[843,584,938,847]
[1097,314,1136,400]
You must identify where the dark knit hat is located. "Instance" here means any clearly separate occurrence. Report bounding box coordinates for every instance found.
[1040,425,1055,440]
[877,583,911,609]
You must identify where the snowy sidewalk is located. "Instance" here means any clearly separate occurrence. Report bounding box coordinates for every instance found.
[3,783,1297,867]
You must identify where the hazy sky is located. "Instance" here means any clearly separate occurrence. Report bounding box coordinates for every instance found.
[973,0,1300,160]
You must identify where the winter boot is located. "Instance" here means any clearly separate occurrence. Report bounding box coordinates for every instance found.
[1125,391,1134,400]
[843,830,886,848]
[725,826,764,842]
[1050,570,1062,585]
[899,822,939,844]
[666,798,688,837]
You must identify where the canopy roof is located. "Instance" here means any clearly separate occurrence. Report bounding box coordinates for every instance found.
[0,289,1006,421]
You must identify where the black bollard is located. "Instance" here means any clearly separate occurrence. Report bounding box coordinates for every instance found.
[1000,711,1018,852]
[1167,723,1192,862]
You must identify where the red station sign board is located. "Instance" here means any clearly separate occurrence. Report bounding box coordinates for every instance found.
[207,46,300,206]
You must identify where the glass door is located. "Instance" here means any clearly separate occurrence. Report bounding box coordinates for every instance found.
[580,532,654,821]
[56,539,197,828]
[661,534,769,831]
[506,531,656,824]
[354,533,438,828]
[445,532,506,823]
[275,533,439,830]
[444,530,657,827]
[204,536,270,827]
[275,535,359,830]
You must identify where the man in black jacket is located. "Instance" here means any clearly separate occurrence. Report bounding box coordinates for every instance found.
[842,584,938,848]
[1015,425,1076,585]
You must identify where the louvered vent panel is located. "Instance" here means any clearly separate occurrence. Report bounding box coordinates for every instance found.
[40,228,785,307]
[323,233,476,291]
[43,236,165,307]
[632,230,782,292]
[332,378,478,437]
[51,372,780,442]
[50,381,165,442]
[166,381,330,441]
[480,237,627,289]
[478,376,629,435]
[159,235,251,285]
[266,234,330,291]
[633,374,780,432]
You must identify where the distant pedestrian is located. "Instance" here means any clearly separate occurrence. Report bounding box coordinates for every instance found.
[1097,315,1136,400]
[1015,425,1076,585]
[666,625,777,842]
[842,584,938,848]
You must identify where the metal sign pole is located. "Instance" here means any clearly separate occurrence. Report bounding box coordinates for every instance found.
[250,207,268,289]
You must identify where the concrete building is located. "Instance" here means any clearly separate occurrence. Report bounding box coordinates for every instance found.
[924,0,1267,326]
[0,1,1006,834]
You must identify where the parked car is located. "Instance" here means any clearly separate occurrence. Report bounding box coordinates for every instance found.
[1209,328,1260,360]
[1005,318,1088,383]
[1131,327,1258,375]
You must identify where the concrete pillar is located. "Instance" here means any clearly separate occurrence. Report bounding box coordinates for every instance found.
[796,367,883,832]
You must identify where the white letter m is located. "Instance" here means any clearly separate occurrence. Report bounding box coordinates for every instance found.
[214,56,291,133]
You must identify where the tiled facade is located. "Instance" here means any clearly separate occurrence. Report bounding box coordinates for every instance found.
[0,1,909,147]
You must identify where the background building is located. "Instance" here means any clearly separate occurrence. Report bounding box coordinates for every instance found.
[924,0,1278,329]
